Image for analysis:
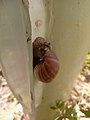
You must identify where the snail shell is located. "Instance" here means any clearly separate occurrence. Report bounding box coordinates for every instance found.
[34,50,59,83]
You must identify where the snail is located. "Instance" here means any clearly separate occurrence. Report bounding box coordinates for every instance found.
[33,37,59,83]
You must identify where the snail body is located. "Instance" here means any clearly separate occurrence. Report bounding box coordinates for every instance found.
[33,37,59,83]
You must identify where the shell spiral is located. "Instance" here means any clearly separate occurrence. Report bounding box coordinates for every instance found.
[34,50,59,83]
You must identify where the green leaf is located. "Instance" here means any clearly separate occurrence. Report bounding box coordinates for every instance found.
[73,111,77,117]
[65,106,74,115]
[80,109,90,117]
[67,116,77,120]
[56,100,62,107]
[56,117,62,120]
[54,111,60,119]
[52,100,78,120]
[57,101,65,109]
[54,117,63,120]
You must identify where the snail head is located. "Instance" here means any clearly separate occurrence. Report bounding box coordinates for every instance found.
[33,37,52,68]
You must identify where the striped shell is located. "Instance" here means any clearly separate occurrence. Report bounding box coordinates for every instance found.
[34,50,59,83]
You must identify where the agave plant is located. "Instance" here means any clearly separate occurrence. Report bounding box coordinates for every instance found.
[0,0,90,120]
